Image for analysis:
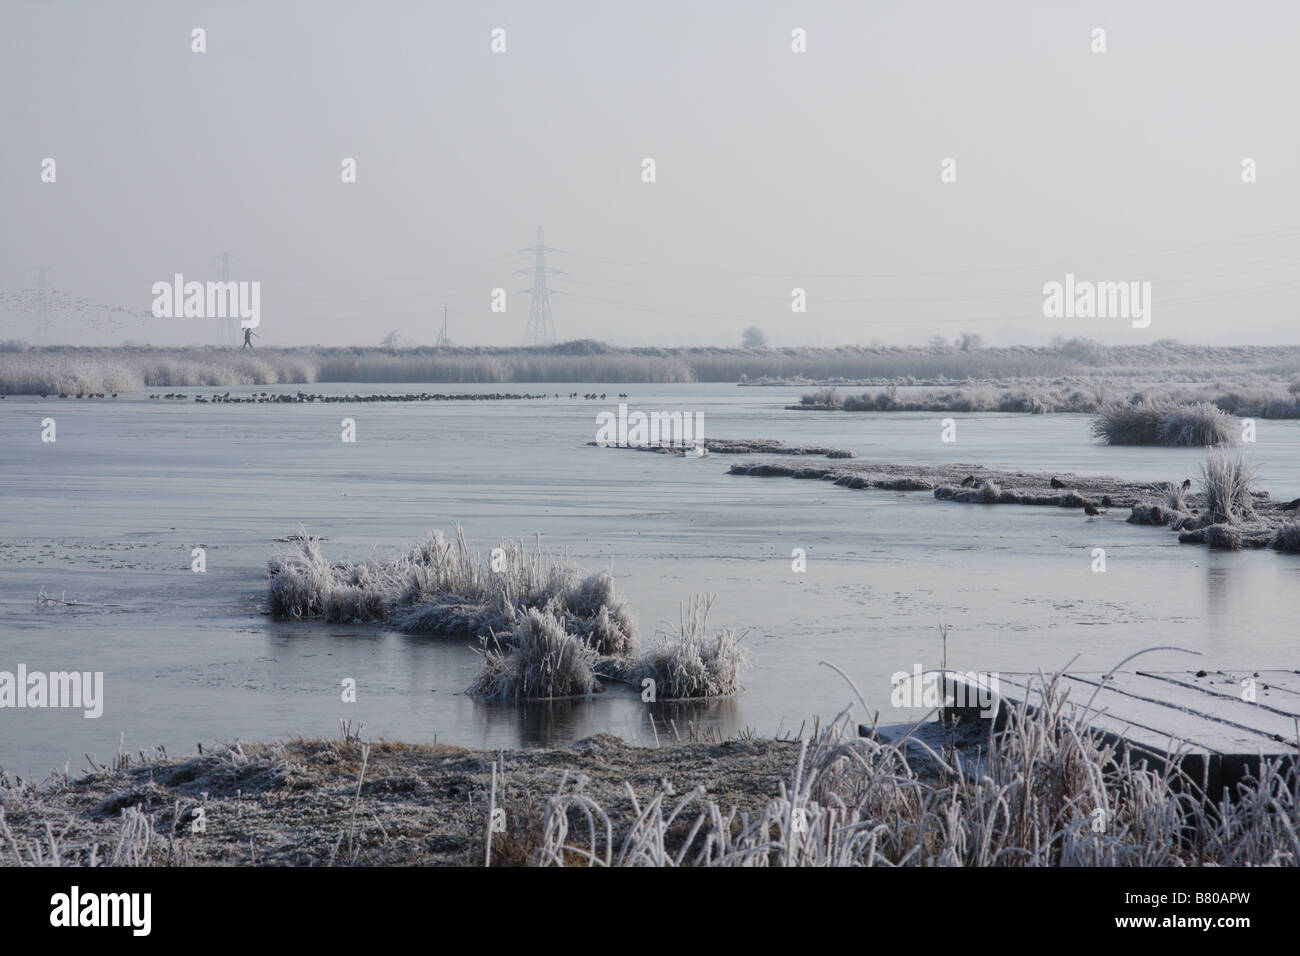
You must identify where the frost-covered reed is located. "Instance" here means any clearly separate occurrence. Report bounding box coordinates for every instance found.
[629,596,745,700]
[1091,400,1238,446]
[267,528,745,701]
[268,528,636,650]
[8,341,1300,395]
[469,608,599,701]
[1199,449,1256,524]
[811,381,1300,420]
[531,671,1300,867]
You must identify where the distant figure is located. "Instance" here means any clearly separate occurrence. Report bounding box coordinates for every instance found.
[1050,477,1066,489]
[961,475,978,488]
[1083,502,1102,517]
[1181,478,1192,492]
[243,328,258,349]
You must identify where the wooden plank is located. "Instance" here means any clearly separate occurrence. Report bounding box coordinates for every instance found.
[1143,670,1300,712]
[969,672,1296,754]
[944,670,1297,800]
[1243,671,1300,700]
[982,673,1220,795]
[973,673,1224,756]
[1109,672,1300,744]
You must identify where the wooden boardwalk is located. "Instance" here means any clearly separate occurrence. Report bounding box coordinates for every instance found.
[949,670,1300,797]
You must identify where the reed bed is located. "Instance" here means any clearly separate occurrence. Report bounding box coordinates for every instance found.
[531,671,1300,867]
[6,341,1300,393]
[267,528,743,701]
[803,381,1300,420]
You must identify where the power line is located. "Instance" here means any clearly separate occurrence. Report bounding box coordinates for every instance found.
[557,226,1300,281]
[37,265,49,344]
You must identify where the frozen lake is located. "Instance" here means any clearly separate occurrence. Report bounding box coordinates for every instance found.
[2,382,1298,773]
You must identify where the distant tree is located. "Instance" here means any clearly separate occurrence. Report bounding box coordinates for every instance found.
[957,332,984,351]
[380,329,403,351]
[928,334,949,349]
[741,326,767,348]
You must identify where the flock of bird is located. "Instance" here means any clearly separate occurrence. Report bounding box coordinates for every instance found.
[0,289,150,336]
[149,390,634,404]
[24,390,638,403]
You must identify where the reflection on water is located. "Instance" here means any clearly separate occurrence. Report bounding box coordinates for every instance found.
[1,382,1297,769]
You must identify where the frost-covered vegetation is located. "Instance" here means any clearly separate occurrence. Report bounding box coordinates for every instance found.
[468,608,600,701]
[8,664,1294,866]
[629,596,745,700]
[266,528,742,701]
[801,381,1300,420]
[1091,400,1240,446]
[1199,449,1257,524]
[1126,452,1287,552]
[6,340,1300,393]
[530,673,1300,866]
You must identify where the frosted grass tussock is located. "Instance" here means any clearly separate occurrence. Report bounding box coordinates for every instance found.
[469,608,599,701]
[267,527,635,649]
[1157,402,1239,447]
[1199,449,1256,524]
[530,669,1300,867]
[629,597,745,700]
[1163,480,1189,512]
[1091,400,1238,446]
[1273,524,1300,554]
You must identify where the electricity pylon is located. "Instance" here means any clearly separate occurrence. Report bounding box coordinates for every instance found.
[517,226,566,346]
[212,252,239,346]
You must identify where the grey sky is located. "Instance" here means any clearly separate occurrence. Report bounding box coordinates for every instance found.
[2,0,1297,347]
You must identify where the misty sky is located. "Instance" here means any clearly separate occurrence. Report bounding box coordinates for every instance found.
[2,0,1297,348]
